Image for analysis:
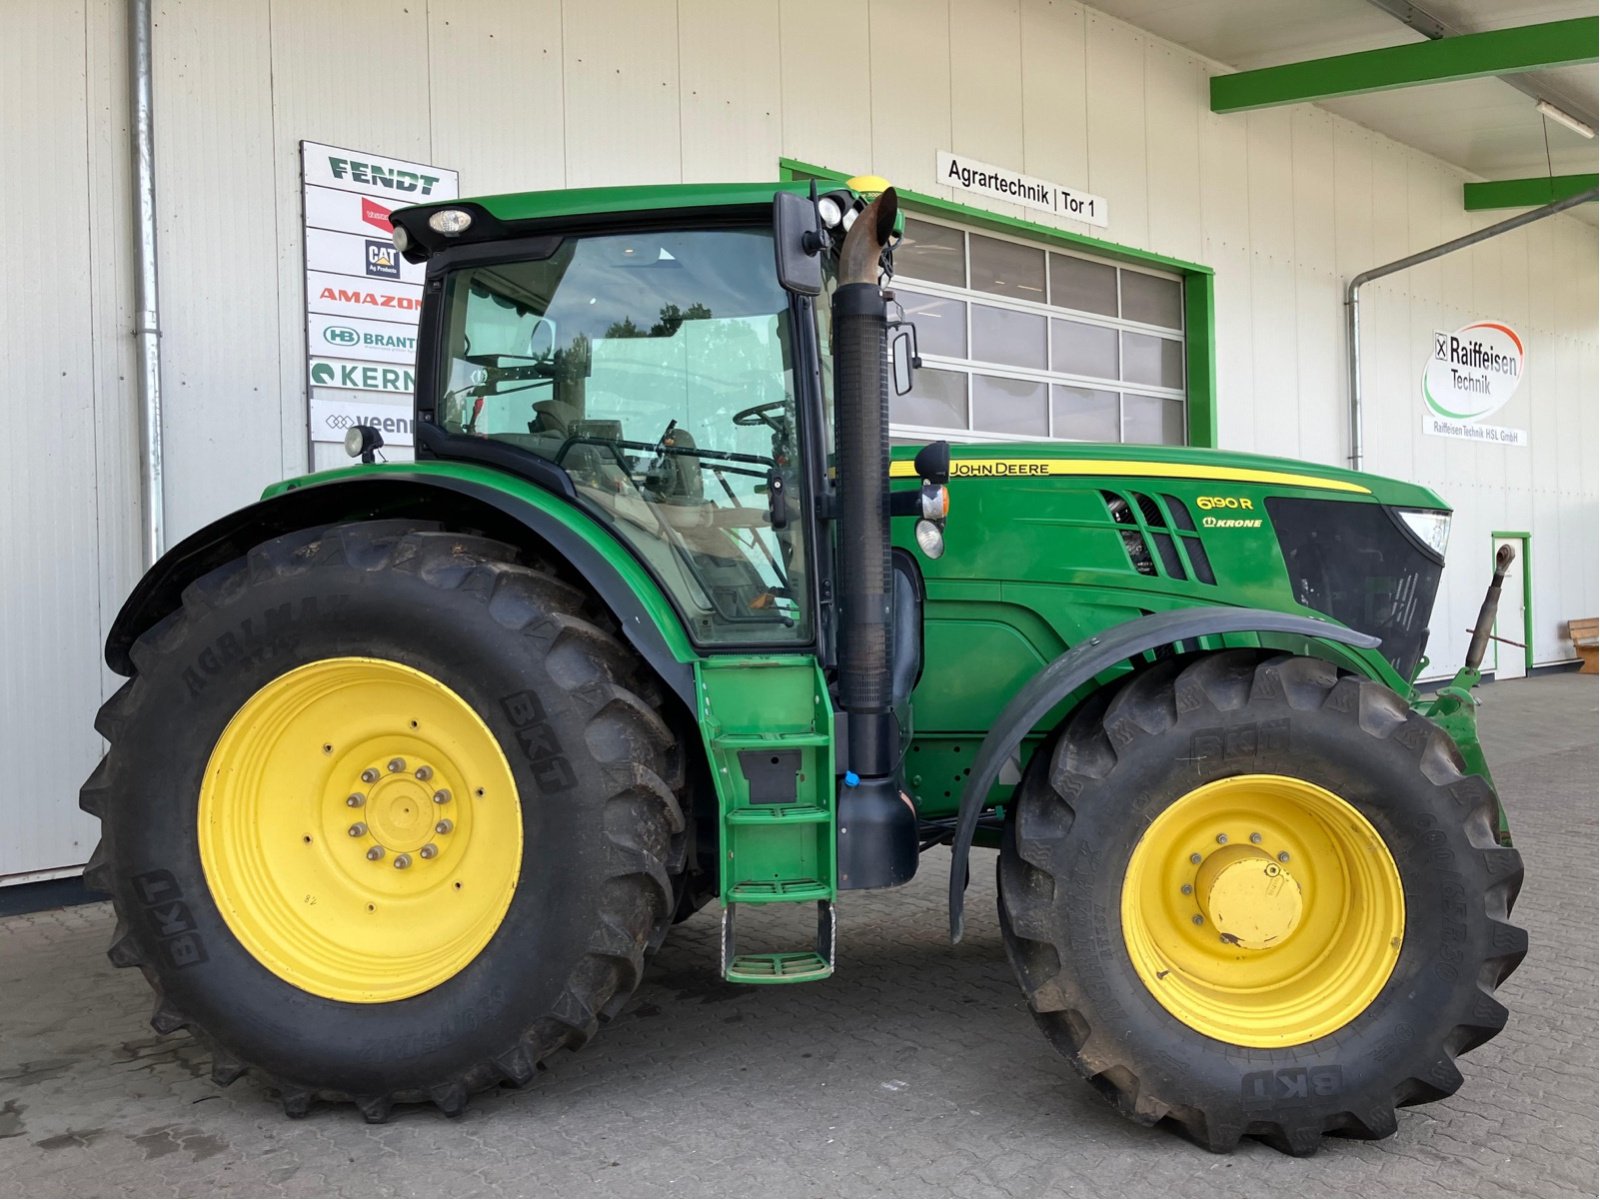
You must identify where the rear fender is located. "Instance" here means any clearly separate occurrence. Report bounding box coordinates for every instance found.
[946,607,1382,942]
[105,467,698,709]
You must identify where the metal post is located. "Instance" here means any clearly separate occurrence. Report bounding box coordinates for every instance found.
[1345,184,1597,470]
[130,0,165,563]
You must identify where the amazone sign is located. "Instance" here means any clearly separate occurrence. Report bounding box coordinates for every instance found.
[1424,321,1525,422]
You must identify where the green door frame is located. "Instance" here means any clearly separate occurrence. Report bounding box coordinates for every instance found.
[1489,531,1534,674]
[778,157,1219,448]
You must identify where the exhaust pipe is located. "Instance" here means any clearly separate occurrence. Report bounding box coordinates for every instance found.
[832,188,917,890]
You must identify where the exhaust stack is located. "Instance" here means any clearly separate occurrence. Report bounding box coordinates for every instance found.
[831,188,917,890]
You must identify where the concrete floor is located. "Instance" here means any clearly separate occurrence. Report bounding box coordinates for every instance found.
[2,674,1595,1198]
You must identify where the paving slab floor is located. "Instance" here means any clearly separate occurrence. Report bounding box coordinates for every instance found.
[1,673,1595,1198]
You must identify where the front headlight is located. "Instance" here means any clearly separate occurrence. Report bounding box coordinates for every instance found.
[1397,508,1451,558]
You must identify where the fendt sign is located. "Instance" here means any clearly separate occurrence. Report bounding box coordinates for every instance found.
[301,141,457,457]
[1421,320,1528,446]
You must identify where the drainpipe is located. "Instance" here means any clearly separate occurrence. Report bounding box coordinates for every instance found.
[1345,184,1597,471]
[130,0,165,562]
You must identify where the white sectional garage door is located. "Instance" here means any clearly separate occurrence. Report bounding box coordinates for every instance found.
[889,216,1188,446]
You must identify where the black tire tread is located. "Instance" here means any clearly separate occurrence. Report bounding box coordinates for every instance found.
[998,650,1526,1156]
[80,521,689,1120]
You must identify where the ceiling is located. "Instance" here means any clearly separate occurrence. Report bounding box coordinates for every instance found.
[1090,0,1598,194]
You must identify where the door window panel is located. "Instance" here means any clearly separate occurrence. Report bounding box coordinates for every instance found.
[1049,252,1118,316]
[892,366,967,428]
[889,216,1188,446]
[971,303,1046,370]
[1052,385,1120,441]
[898,218,966,287]
[969,234,1046,301]
[897,289,967,358]
[973,375,1048,436]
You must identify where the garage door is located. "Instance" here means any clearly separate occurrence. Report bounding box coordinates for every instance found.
[889,216,1187,446]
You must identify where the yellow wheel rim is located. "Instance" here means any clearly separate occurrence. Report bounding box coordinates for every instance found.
[1121,774,1404,1047]
[199,658,522,1003]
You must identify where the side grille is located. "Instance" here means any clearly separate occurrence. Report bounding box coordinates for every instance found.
[1100,491,1217,585]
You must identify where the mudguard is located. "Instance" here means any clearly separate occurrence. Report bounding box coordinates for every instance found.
[946,607,1382,941]
[105,467,698,709]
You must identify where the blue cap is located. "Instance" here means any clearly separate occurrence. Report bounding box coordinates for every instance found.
[843,770,860,787]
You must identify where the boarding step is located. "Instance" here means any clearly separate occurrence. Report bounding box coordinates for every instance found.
[727,877,832,903]
[721,901,835,985]
[725,804,831,825]
[711,732,832,750]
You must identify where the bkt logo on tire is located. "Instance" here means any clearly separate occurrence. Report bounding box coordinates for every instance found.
[323,326,360,347]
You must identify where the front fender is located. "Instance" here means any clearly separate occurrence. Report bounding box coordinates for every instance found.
[106,463,698,709]
[946,607,1381,942]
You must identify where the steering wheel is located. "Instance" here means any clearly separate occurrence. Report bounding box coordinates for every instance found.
[732,400,791,432]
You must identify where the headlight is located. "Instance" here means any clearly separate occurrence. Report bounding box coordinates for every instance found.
[391,223,410,252]
[427,208,473,235]
[841,206,859,231]
[1397,508,1451,558]
[914,518,945,559]
[343,426,367,458]
[816,196,843,228]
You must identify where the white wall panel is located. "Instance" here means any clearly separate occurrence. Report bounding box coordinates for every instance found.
[1020,0,1089,235]
[949,0,1025,221]
[562,0,681,187]
[778,0,872,174]
[866,0,952,198]
[1084,12,1147,247]
[680,0,783,183]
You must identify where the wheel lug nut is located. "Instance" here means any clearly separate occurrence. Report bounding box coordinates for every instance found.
[347,822,367,837]
[1189,853,1202,865]
[1191,914,1205,925]
[415,765,434,781]
[419,843,438,860]
[1278,851,1291,863]
[435,819,454,835]
[366,846,385,861]
[361,768,380,784]
[346,793,366,808]
[393,853,412,870]
[1250,832,1262,844]
[1180,883,1193,895]
[388,758,406,773]
[1216,833,1228,844]
[433,789,451,805]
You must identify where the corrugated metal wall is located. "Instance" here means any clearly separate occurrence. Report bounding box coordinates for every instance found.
[6,0,1596,880]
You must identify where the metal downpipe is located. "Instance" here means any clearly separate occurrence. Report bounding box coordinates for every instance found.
[1345,184,1597,470]
[131,0,165,563]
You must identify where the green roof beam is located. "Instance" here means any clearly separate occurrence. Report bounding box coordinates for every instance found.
[1210,17,1599,114]
[1463,173,1599,210]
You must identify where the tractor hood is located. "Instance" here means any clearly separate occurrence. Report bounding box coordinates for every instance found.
[889,441,1447,512]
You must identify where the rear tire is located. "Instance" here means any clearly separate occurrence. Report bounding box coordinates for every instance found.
[80,521,684,1119]
[997,651,1526,1155]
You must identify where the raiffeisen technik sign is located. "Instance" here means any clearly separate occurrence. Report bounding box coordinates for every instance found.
[1422,321,1528,447]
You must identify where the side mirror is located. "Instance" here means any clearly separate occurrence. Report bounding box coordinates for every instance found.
[772,191,823,296]
[889,322,920,397]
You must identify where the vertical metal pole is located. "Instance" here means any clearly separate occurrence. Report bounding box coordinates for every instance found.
[130,0,165,563]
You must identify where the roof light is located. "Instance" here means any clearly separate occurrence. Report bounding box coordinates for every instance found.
[817,196,844,228]
[1536,100,1594,139]
[390,224,410,253]
[427,209,473,236]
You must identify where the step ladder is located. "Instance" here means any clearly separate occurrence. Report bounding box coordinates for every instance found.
[697,657,836,985]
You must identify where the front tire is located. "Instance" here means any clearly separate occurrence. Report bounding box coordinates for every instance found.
[80,521,684,1119]
[997,651,1526,1155]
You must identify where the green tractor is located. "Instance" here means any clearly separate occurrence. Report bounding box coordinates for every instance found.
[82,177,1525,1154]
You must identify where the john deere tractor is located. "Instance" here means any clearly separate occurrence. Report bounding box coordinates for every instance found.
[82,178,1524,1154]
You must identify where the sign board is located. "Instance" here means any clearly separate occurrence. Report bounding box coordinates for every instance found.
[1421,320,1527,446]
[301,141,457,455]
[936,150,1108,228]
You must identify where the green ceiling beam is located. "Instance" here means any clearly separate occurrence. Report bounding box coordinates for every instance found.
[1464,174,1599,210]
[1210,17,1599,113]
